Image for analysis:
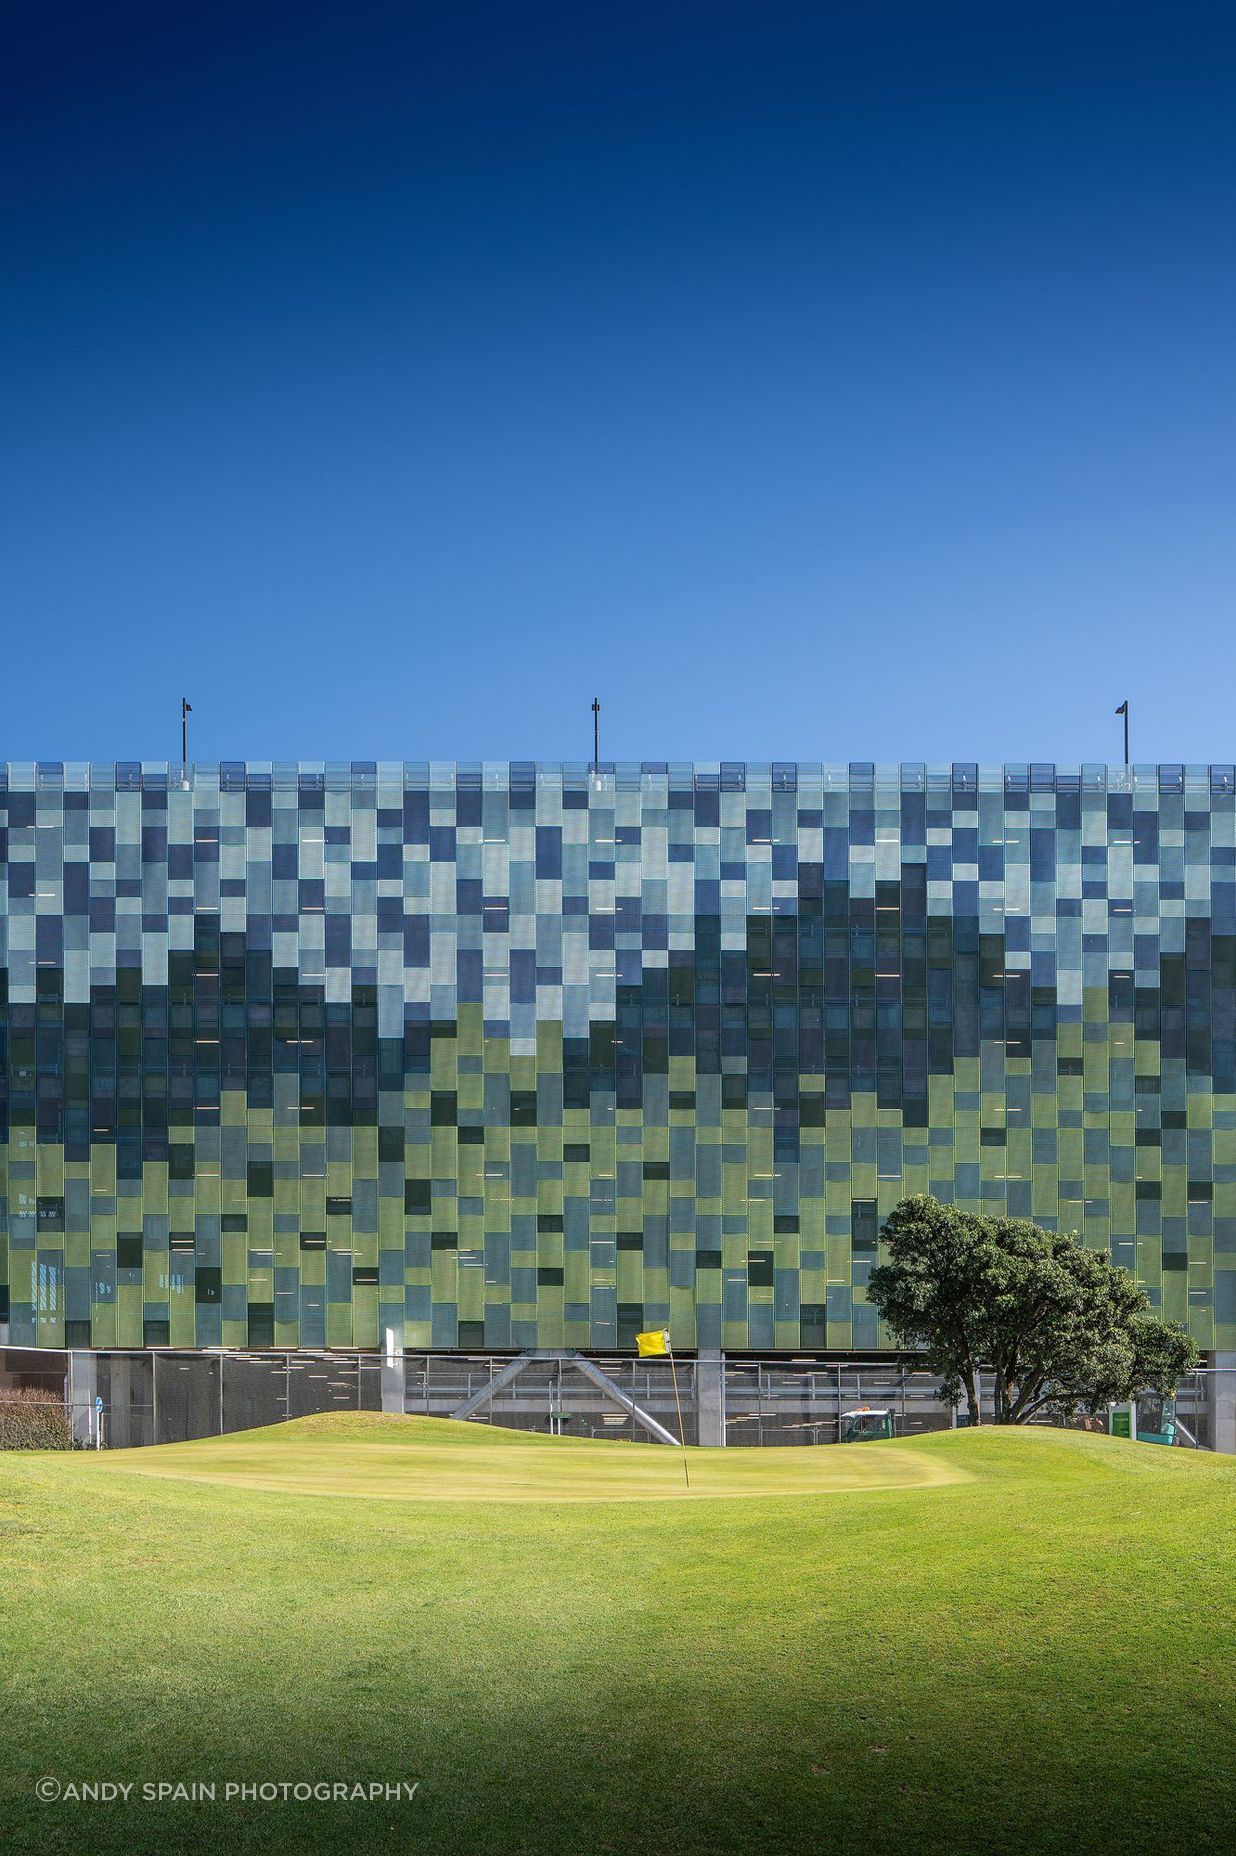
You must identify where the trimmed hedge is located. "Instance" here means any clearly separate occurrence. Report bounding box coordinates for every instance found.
[0,1387,75,1450]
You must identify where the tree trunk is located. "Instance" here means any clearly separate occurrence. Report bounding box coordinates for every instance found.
[962,1370,980,1426]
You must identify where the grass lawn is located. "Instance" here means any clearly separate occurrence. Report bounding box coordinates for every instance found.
[2,1418,1234,1856]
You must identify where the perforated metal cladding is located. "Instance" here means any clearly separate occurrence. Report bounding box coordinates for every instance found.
[2,760,1232,1352]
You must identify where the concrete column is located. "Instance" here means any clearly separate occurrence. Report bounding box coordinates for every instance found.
[1210,1352,1236,1456]
[68,1351,97,1447]
[381,1326,405,1416]
[697,1348,726,1447]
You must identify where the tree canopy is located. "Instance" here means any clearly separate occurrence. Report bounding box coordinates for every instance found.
[866,1195,1199,1426]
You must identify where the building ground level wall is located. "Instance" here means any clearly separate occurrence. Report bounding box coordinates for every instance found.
[4,1345,1234,1454]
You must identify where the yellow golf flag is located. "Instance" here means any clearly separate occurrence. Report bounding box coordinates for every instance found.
[636,1327,669,1357]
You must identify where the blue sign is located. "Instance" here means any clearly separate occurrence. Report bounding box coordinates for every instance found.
[95,1396,104,1412]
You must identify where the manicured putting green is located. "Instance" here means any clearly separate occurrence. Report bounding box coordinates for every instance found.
[98,1411,971,1502]
[3,1419,1235,1856]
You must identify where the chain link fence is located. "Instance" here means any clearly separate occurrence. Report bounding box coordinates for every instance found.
[722,1361,952,1447]
[722,1364,1225,1450]
[57,1349,383,1448]
[406,1354,701,1445]
[0,1345,1229,1453]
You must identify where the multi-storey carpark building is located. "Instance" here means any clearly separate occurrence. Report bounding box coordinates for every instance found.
[1,759,1234,1365]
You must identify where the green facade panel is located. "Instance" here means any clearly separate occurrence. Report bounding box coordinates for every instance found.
[1,759,1233,1352]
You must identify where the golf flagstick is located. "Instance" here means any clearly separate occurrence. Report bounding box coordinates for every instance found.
[636,1326,690,1489]
[667,1335,690,1490]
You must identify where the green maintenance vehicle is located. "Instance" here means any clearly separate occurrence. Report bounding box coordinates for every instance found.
[840,1407,896,1443]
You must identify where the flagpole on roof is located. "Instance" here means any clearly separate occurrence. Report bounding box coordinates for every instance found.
[181,696,193,768]
[1115,700,1129,768]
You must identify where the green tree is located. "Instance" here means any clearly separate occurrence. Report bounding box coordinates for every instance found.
[866,1194,1198,1426]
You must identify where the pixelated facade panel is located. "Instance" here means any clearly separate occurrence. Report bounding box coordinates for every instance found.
[0,760,1233,1353]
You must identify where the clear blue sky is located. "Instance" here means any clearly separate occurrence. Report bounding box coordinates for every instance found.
[4,1,1234,767]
